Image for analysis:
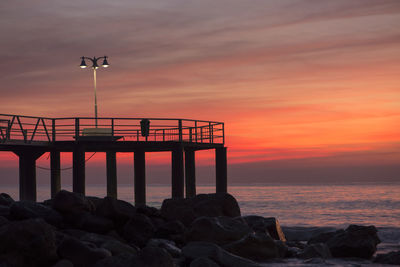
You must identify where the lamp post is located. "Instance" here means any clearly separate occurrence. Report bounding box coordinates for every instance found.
[79,56,109,128]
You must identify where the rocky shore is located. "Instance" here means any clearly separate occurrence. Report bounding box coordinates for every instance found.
[0,191,398,266]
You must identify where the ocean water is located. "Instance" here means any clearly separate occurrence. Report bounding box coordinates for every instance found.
[2,182,399,228]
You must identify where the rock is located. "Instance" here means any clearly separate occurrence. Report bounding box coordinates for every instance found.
[96,197,136,227]
[275,240,289,258]
[0,218,58,267]
[80,232,117,246]
[308,229,344,244]
[9,201,63,227]
[62,210,114,234]
[187,216,252,245]
[242,215,286,241]
[224,232,281,261]
[0,216,8,227]
[282,226,337,242]
[327,225,380,259]
[123,213,156,247]
[87,196,104,210]
[0,205,10,218]
[80,232,138,255]
[62,228,91,239]
[52,259,74,267]
[161,193,241,226]
[101,240,138,256]
[0,193,14,206]
[374,250,400,265]
[136,246,174,267]
[298,243,332,259]
[93,253,137,267]
[57,237,111,267]
[52,190,94,214]
[190,257,220,267]
[95,247,174,267]
[182,241,260,267]
[155,220,186,244]
[78,212,115,233]
[147,238,181,257]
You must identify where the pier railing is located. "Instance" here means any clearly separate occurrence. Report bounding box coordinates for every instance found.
[0,114,224,144]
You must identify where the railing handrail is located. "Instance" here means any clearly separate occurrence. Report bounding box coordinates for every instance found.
[0,114,223,124]
[0,113,224,145]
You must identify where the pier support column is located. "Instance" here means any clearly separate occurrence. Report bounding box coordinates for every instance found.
[215,147,227,193]
[134,150,146,205]
[106,151,117,198]
[185,149,196,198]
[50,150,61,198]
[172,147,184,199]
[73,147,85,195]
[15,150,44,201]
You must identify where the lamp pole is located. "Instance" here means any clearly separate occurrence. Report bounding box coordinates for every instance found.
[80,56,109,128]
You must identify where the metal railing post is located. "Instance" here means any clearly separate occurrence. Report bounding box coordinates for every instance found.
[111,118,114,137]
[195,121,198,143]
[209,122,212,143]
[178,120,182,142]
[222,123,225,144]
[52,119,56,142]
[75,118,80,140]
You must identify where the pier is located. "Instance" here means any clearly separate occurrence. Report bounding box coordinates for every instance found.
[0,114,227,203]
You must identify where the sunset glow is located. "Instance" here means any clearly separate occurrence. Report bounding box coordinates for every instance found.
[1,0,399,183]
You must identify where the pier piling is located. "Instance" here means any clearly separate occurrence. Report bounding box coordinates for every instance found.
[215,147,228,193]
[134,150,146,205]
[172,146,184,199]
[106,151,117,198]
[50,150,61,198]
[73,146,85,195]
[185,149,196,198]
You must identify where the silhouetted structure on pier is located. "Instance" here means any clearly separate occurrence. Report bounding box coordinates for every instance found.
[0,114,227,203]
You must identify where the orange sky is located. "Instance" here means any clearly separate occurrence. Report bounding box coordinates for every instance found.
[0,0,399,183]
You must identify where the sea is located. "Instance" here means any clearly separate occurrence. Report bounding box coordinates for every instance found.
[1,182,399,266]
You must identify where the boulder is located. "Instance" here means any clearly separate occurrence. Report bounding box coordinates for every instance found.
[0,216,8,227]
[61,209,114,233]
[101,240,138,256]
[136,246,174,267]
[96,197,136,226]
[94,247,174,267]
[182,241,260,267]
[52,190,94,214]
[0,218,58,267]
[93,253,137,267]
[282,226,336,242]
[224,232,281,261]
[0,193,14,206]
[187,216,252,245]
[327,225,380,259]
[122,213,156,247]
[9,201,63,227]
[190,257,220,267]
[298,243,332,259]
[308,229,344,244]
[57,237,111,267]
[374,250,400,265]
[155,220,186,245]
[242,215,286,241]
[80,232,138,256]
[0,205,10,218]
[161,193,241,226]
[147,238,181,257]
[52,259,74,267]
